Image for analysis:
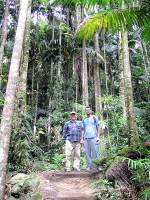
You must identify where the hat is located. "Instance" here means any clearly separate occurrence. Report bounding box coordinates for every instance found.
[70,111,77,115]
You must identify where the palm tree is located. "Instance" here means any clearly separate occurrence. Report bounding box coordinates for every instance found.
[0,0,30,198]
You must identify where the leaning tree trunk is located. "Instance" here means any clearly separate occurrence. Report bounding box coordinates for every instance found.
[94,31,102,116]
[0,0,9,88]
[0,0,29,198]
[18,0,31,111]
[121,30,139,146]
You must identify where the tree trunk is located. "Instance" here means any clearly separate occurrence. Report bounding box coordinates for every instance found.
[18,0,31,111]
[0,0,9,88]
[118,31,127,118]
[139,37,150,101]
[82,39,89,106]
[0,0,29,198]
[47,14,55,142]
[33,82,39,137]
[58,26,62,78]
[103,32,109,93]
[80,7,89,106]
[94,31,102,115]
[122,30,139,146]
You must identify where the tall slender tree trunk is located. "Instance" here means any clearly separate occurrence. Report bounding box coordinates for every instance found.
[58,26,62,78]
[81,7,89,106]
[118,31,127,118]
[139,37,150,101]
[31,65,35,109]
[0,0,9,88]
[94,31,102,115]
[0,1,29,198]
[18,0,31,111]
[33,82,39,137]
[47,15,55,141]
[122,30,139,146]
[103,32,108,93]
[82,39,89,106]
[74,6,81,110]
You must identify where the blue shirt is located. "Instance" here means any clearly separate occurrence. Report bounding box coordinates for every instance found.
[82,116,100,139]
[63,120,82,142]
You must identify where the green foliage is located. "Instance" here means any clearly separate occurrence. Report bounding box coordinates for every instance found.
[9,111,64,172]
[51,153,64,168]
[102,95,127,150]
[53,0,150,39]
[125,157,150,183]
[50,110,69,126]
[32,159,60,171]
[52,0,140,6]
[31,192,43,200]
[94,185,122,199]
[142,21,150,41]
[91,178,112,188]
[9,112,33,171]
[77,8,148,40]
[139,188,150,200]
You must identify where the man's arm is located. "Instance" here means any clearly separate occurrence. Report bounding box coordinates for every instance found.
[80,128,84,143]
[95,117,100,141]
[63,122,68,140]
[80,121,84,143]
[96,124,100,138]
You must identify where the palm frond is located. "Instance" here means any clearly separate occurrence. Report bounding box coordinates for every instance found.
[76,8,149,39]
[51,0,139,6]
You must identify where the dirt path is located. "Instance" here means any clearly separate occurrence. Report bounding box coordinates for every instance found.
[39,170,99,200]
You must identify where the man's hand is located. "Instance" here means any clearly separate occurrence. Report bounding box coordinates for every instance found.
[80,138,84,144]
[96,137,100,143]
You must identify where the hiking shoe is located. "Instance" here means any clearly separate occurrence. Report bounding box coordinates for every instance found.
[86,167,91,171]
[66,169,71,172]
[73,168,80,172]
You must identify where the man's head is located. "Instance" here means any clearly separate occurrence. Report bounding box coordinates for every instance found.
[85,106,92,116]
[70,111,77,121]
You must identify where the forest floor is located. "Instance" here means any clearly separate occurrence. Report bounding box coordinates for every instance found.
[38,170,100,200]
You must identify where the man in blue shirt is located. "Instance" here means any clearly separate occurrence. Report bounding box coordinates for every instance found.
[63,111,82,172]
[81,106,101,171]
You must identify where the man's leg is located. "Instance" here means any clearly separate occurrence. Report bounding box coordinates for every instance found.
[90,138,99,166]
[84,139,92,169]
[65,140,73,171]
[73,142,81,171]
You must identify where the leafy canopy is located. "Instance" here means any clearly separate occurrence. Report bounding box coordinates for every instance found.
[52,0,150,40]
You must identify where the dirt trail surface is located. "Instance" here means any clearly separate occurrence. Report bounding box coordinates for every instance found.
[39,170,99,200]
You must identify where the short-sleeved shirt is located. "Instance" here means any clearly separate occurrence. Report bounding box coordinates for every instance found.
[82,116,100,139]
[63,120,82,142]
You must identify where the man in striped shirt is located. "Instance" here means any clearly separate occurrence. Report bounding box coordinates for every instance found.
[63,111,82,172]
